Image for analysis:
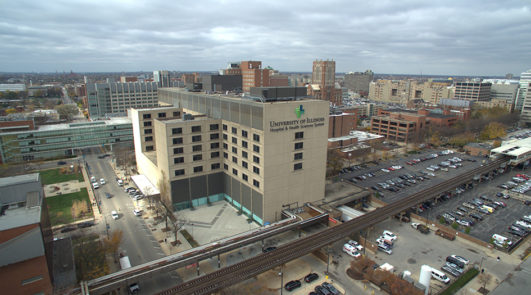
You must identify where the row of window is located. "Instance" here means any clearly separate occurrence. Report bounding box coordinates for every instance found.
[174,164,259,188]
[142,111,180,119]
[222,124,260,142]
[173,142,220,155]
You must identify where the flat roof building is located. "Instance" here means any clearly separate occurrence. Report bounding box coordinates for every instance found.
[131,88,329,224]
[0,173,54,295]
[0,118,133,164]
[454,81,491,101]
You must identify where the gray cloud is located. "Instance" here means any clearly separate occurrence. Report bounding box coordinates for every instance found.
[0,0,530,75]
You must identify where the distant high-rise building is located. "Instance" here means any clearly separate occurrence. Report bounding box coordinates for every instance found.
[222,62,242,75]
[506,73,514,79]
[309,59,340,105]
[241,61,270,93]
[87,82,160,119]
[120,76,138,83]
[482,79,519,110]
[454,82,491,101]
[344,70,374,96]
[516,69,531,113]
[153,70,171,87]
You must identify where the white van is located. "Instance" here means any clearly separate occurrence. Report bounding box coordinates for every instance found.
[492,234,512,247]
[431,269,450,284]
[481,205,494,213]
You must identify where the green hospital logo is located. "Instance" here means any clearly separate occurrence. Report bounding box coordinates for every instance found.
[295,105,305,118]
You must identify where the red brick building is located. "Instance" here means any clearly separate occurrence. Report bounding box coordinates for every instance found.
[328,112,357,138]
[0,174,54,295]
[241,61,271,93]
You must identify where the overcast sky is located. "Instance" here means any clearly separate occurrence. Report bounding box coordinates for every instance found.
[1,0,530,75]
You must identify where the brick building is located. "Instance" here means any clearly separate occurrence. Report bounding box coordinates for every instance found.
[0,174,54,295]
[464,142,493,156]
[241,61,270,93]
[309,60,341,106]
[328,112,357,138]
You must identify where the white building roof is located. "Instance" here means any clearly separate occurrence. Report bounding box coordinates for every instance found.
[491,137,531,158]
[131,174,160,196]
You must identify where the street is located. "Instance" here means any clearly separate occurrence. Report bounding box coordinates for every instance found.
[83,148,180,293]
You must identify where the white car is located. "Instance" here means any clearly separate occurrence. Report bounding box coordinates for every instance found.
[117,179,124,186]
[382,230,397,241]
[111,210,119,220]
[93,182,100,189]
[381,168,390,173]
[133,209,143,216]
[450,255,469,265]
[342,243,361,258]
[90,176,97,183]
[347,240,364,251]
[391,165,403,170]
[100,178,106,185]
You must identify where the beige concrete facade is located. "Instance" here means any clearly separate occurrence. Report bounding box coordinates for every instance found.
[134,89,330,224]
[369,79,453,104]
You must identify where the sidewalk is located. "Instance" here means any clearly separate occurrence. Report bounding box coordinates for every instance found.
[80,163,103,223]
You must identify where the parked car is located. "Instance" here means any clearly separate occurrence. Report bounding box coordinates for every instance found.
[382,230,397,241]
[284,280,301,291]
[100,178,106,185]
[377,244,392,255]
[133,209,143,216]
[304,273,319,283]
[111,210,119,220]
[322,282,340,295]
[450,255,469,265]
[315,285,332,295]
[93,183,100,189]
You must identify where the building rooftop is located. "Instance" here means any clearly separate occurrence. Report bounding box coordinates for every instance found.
[0,173,43,231]
[3,117,133,133]
[0,173,40,188]
[491,137,531,157]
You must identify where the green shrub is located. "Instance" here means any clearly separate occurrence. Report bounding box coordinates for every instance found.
[451,222,459,229]
[440,268,479,295]
[181,229,199,247]
[464,227,471,234]
[439,217,446,224]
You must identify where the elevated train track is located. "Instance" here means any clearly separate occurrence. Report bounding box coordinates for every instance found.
[158,157,508,295]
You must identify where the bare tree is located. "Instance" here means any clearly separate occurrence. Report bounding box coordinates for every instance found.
[478,272,492,291]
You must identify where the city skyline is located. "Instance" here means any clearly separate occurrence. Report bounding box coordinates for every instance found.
[1,0,530,75]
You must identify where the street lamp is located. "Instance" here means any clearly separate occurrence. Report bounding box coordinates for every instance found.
[278,266,283,295]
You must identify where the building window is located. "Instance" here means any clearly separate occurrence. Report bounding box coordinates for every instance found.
[211,163,220,170]
[191,145,201,152]
[158,112,166,118]
[232,127,237,134]
[146,146,154,151]
[253,180,260,188]
[223,134,228,140]
[223,152,228,159]
[294,152,303,160]
[253,166,260,174]
[172,127,182,135]
[144,129,152,134]
[192,135,202,142]
[242,140,248,148]
[210,124,219,131]
[294,142,303,150]
[193,154,202,161]
[242,173,248,181]
[295,131,304,139]
[174,157,184,164]
[193,166,203,173]
[191,126,201,133]
[222,124,228,131]
[232,147,237,154]
[143,121,152,127]
[143,114,151,119]
[21,275,43,286]
[253,156,260,164]
[242,161,248,168]
[224,164,228,170]
[232,168,238,176]
[242,130,248,138]
[211,142,220,149]
[173,111,181,117]
[211,151,220,158]
[232,156,237,163]
[294,163,303,170]
[242,151,248,158]
[223,143,228,150]
[145,136,153,142]
[232,137,237,144]
[173,147,183,154]
[210,133,219,140]
[253,134,260,142]
[173,137,183,145]
[174,169,185,176]
[253,145,260,153]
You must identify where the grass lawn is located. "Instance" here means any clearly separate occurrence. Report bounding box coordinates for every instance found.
[40,168,84,185]
[47,188,92,226]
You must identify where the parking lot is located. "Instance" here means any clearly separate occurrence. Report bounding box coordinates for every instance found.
[340,149,485,203]
[347,217,521,294]
[417,168,531,244]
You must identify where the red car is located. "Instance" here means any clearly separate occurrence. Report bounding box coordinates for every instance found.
[388,167,395,171]
[516,174,529,180]
[406,161,414,165]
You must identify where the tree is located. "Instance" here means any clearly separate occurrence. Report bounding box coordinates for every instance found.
[102,230,123,260]
[55,104,79,121]
[480,122,506,140]
[478,272,492,291]
[326,149,343,176]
